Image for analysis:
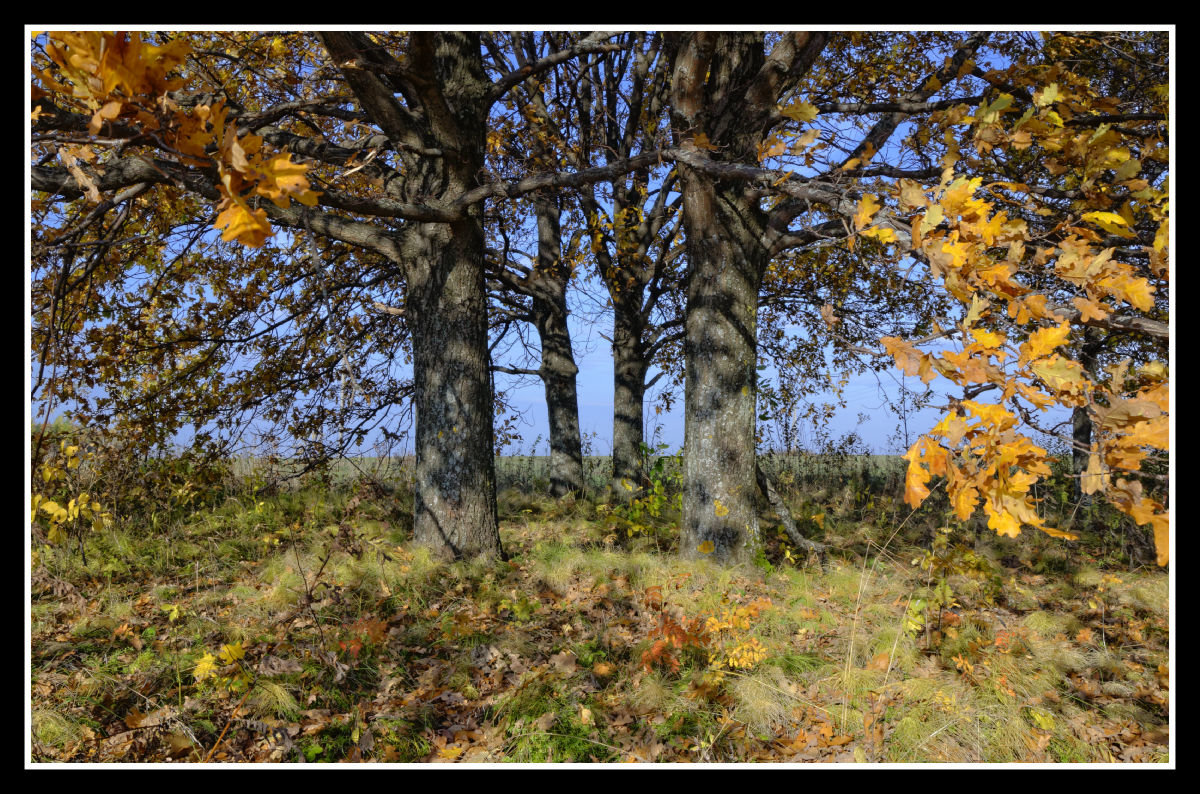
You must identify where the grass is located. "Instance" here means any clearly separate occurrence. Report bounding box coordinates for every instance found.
[28,453,1169,764]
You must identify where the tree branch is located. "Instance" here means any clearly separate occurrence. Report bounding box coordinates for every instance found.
[487,32,623,107]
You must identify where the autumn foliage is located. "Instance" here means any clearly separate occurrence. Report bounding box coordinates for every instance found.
[872,54,1169,564]
[30,30,1169,566]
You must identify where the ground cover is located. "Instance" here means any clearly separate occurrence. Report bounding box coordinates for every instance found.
[29,456,1169,764]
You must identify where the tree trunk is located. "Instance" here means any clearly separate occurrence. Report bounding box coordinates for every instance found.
[401,32,503,560]
[531,198,585,497]
[407,217,503,560]
[611,298,649,498]
[678,179,768,563]
[670,32,774,564]
[1072,335,1101,506]
[393,32,501,558]
[540,336,584,497]
[1071,405,1093,505]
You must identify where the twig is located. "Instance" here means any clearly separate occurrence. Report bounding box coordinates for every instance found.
[201,687,253,762]
[755,462,828,569]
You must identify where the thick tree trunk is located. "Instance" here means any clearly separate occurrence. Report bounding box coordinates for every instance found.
[407,217,503,559]
[678,179,768,563]
[611,299,649,498]
[668,31,823,564]
[531,199,585,497]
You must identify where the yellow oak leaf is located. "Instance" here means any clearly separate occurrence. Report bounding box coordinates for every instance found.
[950,481,979,521]
[939,176,983,218]
[983,500,1022,538]
[780,100,819,123]
[1081,453,1106,495]
[1037,524,1079,540]
[194,653,218,682]
[217,641,245,665]
[962,400,1015,429]
[1030,355,1086,393]
[862,225,897,243]
[902,442,932,508]
[1020,321,1071,362]
[1099,273,1155,312]
[963,294,989,328]
[1035,83,1060,108]
[931,413,970,446]
[1096,398,1161,428]
[897,179,929,211]
[256,153,320,208]
[854,194,882,231]
[882,337,936,384]
[1081,211,1136,238]
[969,329,1005,349]
[1073,296,1109,322]
[215,202,271,248]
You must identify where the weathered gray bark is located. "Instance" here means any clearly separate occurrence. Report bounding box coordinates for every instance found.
[407,217,501,559]
[678,178,768,563]
[323,31,503,560]
[530,197,585,497]
[671,33,768,563]
[612,298,649,494]
[669,31,828,563]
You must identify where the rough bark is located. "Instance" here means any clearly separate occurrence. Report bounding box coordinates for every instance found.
[531,197,585,497]
[407,217,502,559]
[668,31,828,563]
[671,33,768,563]
[678,177,768,563]
[611,297,649,496]
[323,31,504,560]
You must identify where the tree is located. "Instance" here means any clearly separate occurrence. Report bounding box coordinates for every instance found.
[31,31,652,560]
[31,29,1170,568]
[868,32,1169,564]
[481,32,590,497]
[529,32,686,498]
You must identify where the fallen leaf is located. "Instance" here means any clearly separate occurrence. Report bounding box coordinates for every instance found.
[866,652,891,672]
[550,650,577,675]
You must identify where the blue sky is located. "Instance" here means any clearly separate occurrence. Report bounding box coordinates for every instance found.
[29,30,1083,461]
[492,296,957,458]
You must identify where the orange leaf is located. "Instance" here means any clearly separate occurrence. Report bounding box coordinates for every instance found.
[1020,321,1071,362]
[854,194,882,231]
[256,153,320,208]
[215,202,271,248]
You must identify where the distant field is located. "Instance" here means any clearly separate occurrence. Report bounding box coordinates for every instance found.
[230,452,908,497]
